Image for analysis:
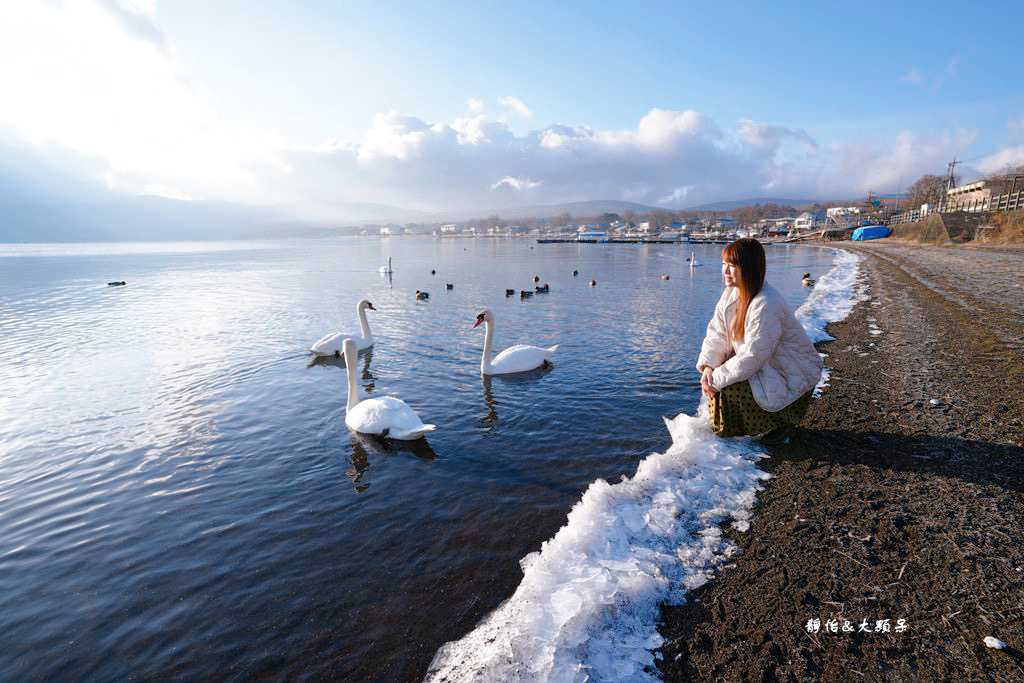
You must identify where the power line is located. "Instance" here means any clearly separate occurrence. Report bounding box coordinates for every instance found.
[957,146,1017,164]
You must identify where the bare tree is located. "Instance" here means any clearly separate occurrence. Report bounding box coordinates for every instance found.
[647,209,673,228]
[905,174,951,207]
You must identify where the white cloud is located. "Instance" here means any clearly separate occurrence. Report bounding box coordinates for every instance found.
[737,119,816,157]
[452,115,491,145]
[11,87,999,213]
[830,127,978,195]
[489,176,542,192]
[539,129,569,149]
[0,5,1006,216]
[249,109,771,211]
[656,185,695,205]
[0,2,1009,219]
[636,108,711,143]
[596,109,714,151]
[357,111,429,161]
[0,0,287,200]
[499,96,533,119]
[974,144,1024,175]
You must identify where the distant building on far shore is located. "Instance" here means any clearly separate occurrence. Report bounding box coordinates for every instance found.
[793,211,825,231]
[659,220,691,242]
[577,224,610,242]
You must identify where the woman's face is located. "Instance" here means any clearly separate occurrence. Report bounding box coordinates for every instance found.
[722,259,740,288]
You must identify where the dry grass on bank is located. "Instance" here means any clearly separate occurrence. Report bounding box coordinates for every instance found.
[978,209,1024,243]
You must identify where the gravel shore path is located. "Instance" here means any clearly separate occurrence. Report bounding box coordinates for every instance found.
[658,243,1024,681]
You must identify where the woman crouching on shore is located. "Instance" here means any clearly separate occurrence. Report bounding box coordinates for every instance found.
[697,238,823,440]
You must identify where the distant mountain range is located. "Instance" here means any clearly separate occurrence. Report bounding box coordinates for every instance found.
[0,197,668,242]
[682,197,819,211]
[434,199,665,222]
[1,195,846,242]
[433,197,832,222]
[0,196,296,242]
[281,199,436,224]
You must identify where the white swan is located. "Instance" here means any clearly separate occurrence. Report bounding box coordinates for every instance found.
[378,257,393,274]
[343,338,436,439]
[473,309,557,375]
[310,300,375,357]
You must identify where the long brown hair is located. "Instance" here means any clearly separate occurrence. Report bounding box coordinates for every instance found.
[722,238,766,342]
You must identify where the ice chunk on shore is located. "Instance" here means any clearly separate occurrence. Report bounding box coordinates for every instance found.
[425,404,770,682]
[796,250,865,343]
[984,636,1007,649]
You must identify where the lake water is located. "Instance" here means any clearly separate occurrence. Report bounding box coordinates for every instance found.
[0,238,841,680]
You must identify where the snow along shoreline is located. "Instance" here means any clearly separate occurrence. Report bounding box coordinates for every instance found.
[425,248,865,682]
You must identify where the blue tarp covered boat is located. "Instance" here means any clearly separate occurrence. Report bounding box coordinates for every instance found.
[851,225,891,241]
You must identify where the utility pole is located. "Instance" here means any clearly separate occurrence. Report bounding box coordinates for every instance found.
[946,157,959,191]
[941,157,960,211]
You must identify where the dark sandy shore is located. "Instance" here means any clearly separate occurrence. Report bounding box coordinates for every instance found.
[658,242,1024,681]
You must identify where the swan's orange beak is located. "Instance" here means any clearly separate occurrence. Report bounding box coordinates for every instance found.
[366,302,376,310]
[472,319,482,328]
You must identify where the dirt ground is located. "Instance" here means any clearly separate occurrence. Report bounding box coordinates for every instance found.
[658,242,1024,682]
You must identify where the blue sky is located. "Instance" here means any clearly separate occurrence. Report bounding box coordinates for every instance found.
[2,0,1022,215]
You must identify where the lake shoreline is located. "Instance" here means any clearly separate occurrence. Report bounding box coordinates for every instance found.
[658,242,1024,680]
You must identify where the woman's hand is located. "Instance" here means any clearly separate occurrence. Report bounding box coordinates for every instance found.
[700,367,718,397]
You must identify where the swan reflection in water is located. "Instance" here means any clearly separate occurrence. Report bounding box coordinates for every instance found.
[307,347,376,392]
[347,436,372,493]
[345,432,439,494]
[478,364,554,428]
[480,375,498,427]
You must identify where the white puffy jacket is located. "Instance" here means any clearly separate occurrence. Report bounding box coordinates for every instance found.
[696,282,823,411]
